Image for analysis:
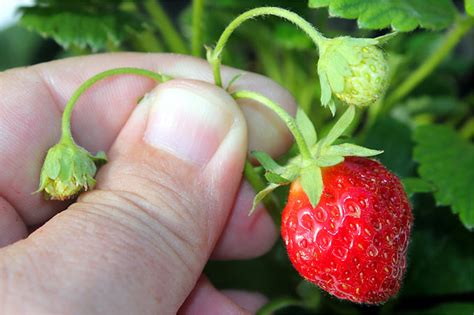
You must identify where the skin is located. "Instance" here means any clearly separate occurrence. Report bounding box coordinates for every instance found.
[0,53,296,315]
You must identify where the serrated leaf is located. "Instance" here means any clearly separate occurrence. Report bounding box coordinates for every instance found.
[309,0,457,31]
[300,164,323,208]
[19,6,142,51]
[413,125,474,230]
[296,108,317,147]
[402,177,436,197]
[250,183,280,215]
[325,143,383,157]
[265,172,290,185]
[322,105,355,146]
[466,0,474,16]
[252,151,282,172]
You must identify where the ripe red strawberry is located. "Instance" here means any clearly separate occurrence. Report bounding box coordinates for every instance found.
[281,157,413,304]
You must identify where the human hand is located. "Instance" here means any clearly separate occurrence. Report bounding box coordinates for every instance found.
[0,53,296,314]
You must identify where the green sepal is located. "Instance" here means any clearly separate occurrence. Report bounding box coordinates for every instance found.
[315,155,344,167]
[252,151,282,172]
[249,183,281,215]
[374,32,398,44]
[205,45,216,62]
[226,72,244,92]
[296,108,317,147]
[92,151,108,167]
[322,105,355,146]
[300,163,323,208]
[324,143,383,157]
[36,141,107,200]
[318,66,332,107]
[265,171,291,185]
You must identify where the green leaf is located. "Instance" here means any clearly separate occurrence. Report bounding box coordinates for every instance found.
[309,0,457,31]
[296,108,317,147]
[19,6,142,51]
[250,183,280,215]
[322,105,355,146]
[467,0,474,16]
[413,124,474,230]
[252,151,282,172]
[325,143,383,157]
[300,164,323,208]
[265,172,290,185]
[403,215,474,296]
[402,177,436,197]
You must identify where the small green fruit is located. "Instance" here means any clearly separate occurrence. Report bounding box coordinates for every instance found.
[318,36,391,113]
[37,142,106,200]
[333,45,388,106]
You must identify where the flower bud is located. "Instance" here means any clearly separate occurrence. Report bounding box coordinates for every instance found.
[318,36,391,113]
[37,142,106,200]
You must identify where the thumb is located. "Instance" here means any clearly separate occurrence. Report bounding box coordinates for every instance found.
[0,80,247,315]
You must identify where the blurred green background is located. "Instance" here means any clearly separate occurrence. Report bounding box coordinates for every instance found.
[1,0,473,314]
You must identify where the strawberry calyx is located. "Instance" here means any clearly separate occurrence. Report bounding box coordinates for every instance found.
[249,105,383,214]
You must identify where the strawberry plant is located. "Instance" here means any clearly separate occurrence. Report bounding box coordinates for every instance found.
[2,0,473,314]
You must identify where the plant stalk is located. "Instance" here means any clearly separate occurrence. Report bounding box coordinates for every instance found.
[61,68,169,144]
[144,0,188,54]
[191,0,205,56]
[209,7,326,87]
[232,90,313,160]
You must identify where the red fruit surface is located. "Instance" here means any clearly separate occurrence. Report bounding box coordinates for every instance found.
[281,157,413,304]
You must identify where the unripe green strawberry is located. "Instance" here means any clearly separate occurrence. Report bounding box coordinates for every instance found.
[37,142,106,200]
[333,45,388,106]
[318,36,391,113]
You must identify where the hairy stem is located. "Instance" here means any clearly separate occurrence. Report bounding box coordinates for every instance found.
[191,0,205,56]
[60,68,170,144]
[144,0,188,54]
[209,7,326,87]
[232,90,312,160]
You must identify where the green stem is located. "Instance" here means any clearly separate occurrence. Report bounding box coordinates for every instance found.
[232,90,312,160]
[256,297,304,315]
[60,67,169,144]
[209,7,326,87]
[144,0,188,54]
[382,15,474,113]
[191,0,205,56]
[132,29,165,52]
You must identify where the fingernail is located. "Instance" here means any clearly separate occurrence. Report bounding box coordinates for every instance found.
[144,82,233,166]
